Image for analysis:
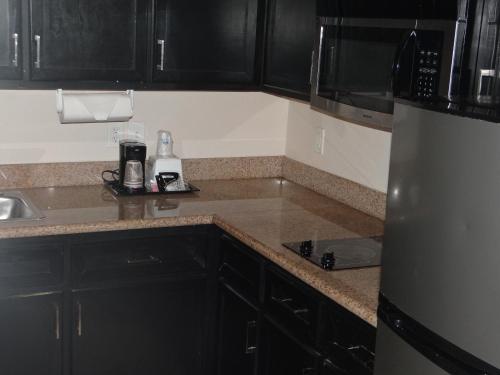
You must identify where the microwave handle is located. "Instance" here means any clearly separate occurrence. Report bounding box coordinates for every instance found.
[311,25,325,94]
[392,30,417,98]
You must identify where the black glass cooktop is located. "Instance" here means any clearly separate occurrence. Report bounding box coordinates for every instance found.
[282,236,383,271]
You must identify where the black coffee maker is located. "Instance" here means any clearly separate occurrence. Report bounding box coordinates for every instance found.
[119,140,147,187]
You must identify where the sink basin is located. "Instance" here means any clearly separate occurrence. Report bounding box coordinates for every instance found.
[0,191,44,222]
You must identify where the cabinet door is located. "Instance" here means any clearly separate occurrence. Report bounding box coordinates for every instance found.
[0,293,63,375]
[29,0,148,81]
[260,319,321,375]
[264,0,316,98]
[0,0,21,80]
[153,0,258,84]
[217,285,258,375]
[72,279,207,375]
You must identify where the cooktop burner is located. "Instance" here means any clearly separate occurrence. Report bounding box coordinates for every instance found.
[282,236,383,271]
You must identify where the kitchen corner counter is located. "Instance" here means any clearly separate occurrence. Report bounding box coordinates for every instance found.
[0,178,384,326]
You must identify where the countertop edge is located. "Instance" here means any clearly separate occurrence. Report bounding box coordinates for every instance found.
[0,215,216,239]
[213,216,378,327]
[0,213,378,327]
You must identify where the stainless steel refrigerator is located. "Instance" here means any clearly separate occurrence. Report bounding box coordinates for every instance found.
[374,102,500,374]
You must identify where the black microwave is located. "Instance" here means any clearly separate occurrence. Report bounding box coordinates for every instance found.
[310,0,473,130]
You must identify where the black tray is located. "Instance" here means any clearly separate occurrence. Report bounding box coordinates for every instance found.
[105,181,200,197]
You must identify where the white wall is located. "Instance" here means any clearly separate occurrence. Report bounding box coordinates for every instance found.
[0,89,391,192]
[0,90,289,164]
[285,101,392,193]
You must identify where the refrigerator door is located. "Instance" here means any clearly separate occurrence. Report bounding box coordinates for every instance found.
[375,321,449,375]
[375,296,500,375]
[380,102,500,369]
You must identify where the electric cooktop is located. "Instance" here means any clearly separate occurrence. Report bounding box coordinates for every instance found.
[282,236,383,271]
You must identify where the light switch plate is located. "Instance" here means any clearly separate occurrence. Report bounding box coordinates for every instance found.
[106,124,126,146]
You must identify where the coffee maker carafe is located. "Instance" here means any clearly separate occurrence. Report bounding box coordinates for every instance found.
[119,140,147,188]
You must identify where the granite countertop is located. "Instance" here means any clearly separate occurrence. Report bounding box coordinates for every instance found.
[0,178,384,326]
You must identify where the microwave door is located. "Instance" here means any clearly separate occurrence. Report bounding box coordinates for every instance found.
[311,17,416,129]
[392,30,418,99]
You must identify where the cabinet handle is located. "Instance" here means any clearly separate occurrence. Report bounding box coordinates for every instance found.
[477,69,497,102]
[245,320,257,354]
[76,301,83,337]
[271,296,310,320]
[34,35,41,69]
[127,255,162,265]
[302,367,316,375]
[54,303,61,340]
[332,341,374,367]
[12,33,18,67]
[309,50,315,85]
[157,39,165,71]
[322,358,347,374]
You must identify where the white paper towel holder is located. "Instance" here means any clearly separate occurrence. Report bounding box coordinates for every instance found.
[56,89,135,124]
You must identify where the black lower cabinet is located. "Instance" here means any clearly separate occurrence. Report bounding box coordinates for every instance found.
[216,284,258,375]
[216,233,376,375]
[0,227,375,375]
[260,319,321,375]
[0,293,63,375]
[72,279,208,375]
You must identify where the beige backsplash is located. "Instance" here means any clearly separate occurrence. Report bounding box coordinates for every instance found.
[282,158,386,220]
[0,156,386,219]
[0,157,283,190]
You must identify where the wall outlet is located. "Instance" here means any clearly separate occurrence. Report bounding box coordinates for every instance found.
[314,127,326,155]
[106,124,126,146]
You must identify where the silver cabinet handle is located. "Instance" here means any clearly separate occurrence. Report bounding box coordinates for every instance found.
[157,39,165,71]
[34,35,41,69]
[76,301,83,337]
[12,33,18,67]
[309,50,315,85]
[245,320,257,354]
[127,255,162,265]
[477,69,497,103]
[54,303,61,340]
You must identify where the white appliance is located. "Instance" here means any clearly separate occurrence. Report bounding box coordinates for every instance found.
[146,130,185,191]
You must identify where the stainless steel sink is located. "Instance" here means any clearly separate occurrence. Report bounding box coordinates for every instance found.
[0,191,44,222]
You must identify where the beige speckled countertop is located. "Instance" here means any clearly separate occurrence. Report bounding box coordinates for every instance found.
[0,178,384,326]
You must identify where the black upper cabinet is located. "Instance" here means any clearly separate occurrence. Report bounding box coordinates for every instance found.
[153,0,259,84]
[1,0,317,92]
[263,0,316,100]
[0,0,22,80]
[29,0,148,82]
[0,293,63,375]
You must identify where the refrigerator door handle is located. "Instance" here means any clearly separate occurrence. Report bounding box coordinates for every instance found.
[378,295,500,375]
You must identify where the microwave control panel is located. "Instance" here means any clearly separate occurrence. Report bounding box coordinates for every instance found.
[416,50,440,99]
[413,31,443,101]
